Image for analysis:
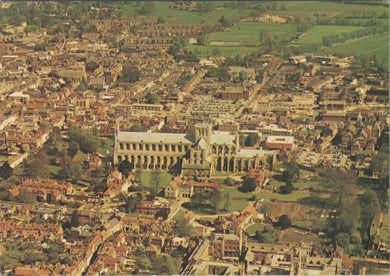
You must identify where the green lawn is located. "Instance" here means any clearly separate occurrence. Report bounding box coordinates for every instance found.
[382,212,389,228]
[245,224,266,235]
[379,229,389,242]
[172,209,185,222]
[98,138,114,157]
[136,171,173,194]
[256,192,309,202]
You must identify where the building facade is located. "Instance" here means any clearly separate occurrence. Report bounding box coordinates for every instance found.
[114,123,276,177]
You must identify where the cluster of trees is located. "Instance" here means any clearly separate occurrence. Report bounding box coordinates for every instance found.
[191,190,222,213]
[69,126,99,154]
[351,53,389,76]
[205,66,230,82]
[146,93,159,104]
[118,67,142,83]
[244,133,259,147]
[314,167,383,255]
[239,178,257,193]
[135,247,180,275]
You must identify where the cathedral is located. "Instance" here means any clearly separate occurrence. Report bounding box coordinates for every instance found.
[114,123,277,177]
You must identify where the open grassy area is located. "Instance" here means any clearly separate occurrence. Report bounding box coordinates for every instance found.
[98,138,114,157]
[379,229,389,242]
[172,209,185,222]
[274,1,387,18]
[207,22,297,44]
[292,25,365,45]
[256,191,309,202]
[118,2,252,24]
[245,224,266,235]
[136,171,173,194]
[382,212,389,228]
[319,34,389,63]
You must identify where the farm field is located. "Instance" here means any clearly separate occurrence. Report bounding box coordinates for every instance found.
[319,34,389,62]
[207,22,297,44]
[118,2,251,24]
[273,1,387,18]
[292,25,365,45]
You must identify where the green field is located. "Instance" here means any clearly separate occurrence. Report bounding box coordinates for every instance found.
[207,22,297,44]
[274,1,387,18]
[319,34,389,62]
[118,2,251,24]
[292,25,365,45]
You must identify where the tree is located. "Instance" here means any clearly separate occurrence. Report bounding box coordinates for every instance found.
[276,214,292,229]
[279,180,293,194]
[360,190,380,221]
[136,254,151,270]
[70,210,80,227]
[209,189,221,213]
[239,178,257,193]
[129,125,146,132]
[119,67,141,83]
[26,151,49,179]
[238,71,246,83]
[68,141,80,157]
[335,232,351,253]
[0,162,13,179]
[320,168,357,206]
[173,218,193,237]
[59,155,83,183]
[245,133,259,147]
[155,208,169,220]
[151,255,180,275]
[223,192,231,211]
[118,160,133,178]
[218,16,231,28]
[223,177,235,186]
[282,161,300,182]
[350,233,362,244]
[254,225,276,243]
[146,93,159,104]
[337,199,361,234]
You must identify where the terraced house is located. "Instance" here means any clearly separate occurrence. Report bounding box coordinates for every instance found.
[114,123,277,177]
